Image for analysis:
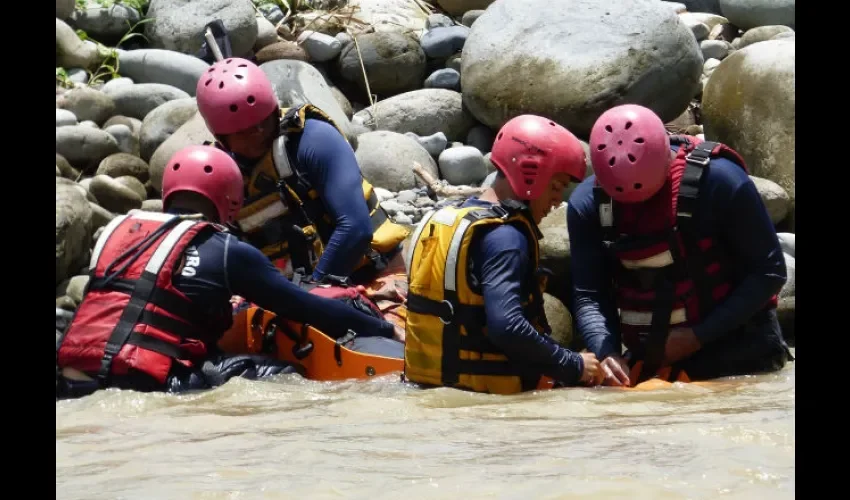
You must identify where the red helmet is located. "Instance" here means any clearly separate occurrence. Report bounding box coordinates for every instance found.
[490,115,586,200]
[589,104,671,203]
[162,145,244,224]
[196,58,279,136]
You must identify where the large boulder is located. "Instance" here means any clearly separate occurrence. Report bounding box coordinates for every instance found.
[144,0,258,58]
[461,0,703,138]
[437,0,497,17]
[260,59,354,142]
[702,39,795,226]
[336,32,426,98]
[116,49,211,97]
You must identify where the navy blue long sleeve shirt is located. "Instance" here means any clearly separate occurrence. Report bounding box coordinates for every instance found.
[171,220,395,341]
[462,198,585,386]
[566,146,787,359]
[292,118,373,281]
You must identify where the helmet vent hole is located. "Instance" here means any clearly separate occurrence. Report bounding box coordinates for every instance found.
[226,59,233,64]
[605,125,613,133]
[549,121,556,126]
[597,144,606,151]
[205,79,212,86]
[617,140,622,145]
[230,104,238,112]
[207,68,214,73]
[627,154,636,162]
[497,132,503,140]
[634,183,642,189]
[608,157,616,166]
[634,137,645,144]
[218,81,225,89]
[222,70,227,74]
[172,163,180,171]
[625,121,633,130]
[204,165,213,174]
[235,74,244,80]
[238,64,248,68]
[615,186,624,192]
[247,95,255,104]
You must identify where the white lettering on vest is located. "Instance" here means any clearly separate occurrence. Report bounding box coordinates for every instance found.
[182,246,201,277]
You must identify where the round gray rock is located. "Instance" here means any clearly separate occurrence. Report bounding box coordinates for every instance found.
[104,123,140,156]
[56,109,77,127]
[56,125,121,171]
[69,3,141,45]
[355,131,439,192]
[139,98,199,161]
[88,174,144,213]
[738,25,794,49]
[462,0,704,138]
[56,87,116,125]
[56,0,75,20]
[116,49,211,97]
[750,175,789,225]
[337,32,426,97]
[703,40,795,218]
[353,89,475,142]
[145,0,258,58]
[96,153,151,183]
[719,0,795,30]
[438,146,489,186]
[105,83,191,121]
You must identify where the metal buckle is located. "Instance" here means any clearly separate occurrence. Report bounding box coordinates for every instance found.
[438,300,454,325]
[685,153,711,167]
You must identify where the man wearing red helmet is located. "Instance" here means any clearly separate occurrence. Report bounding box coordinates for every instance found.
[56,145,402,398]
[404,115,602,394]
[194,58,409,286]
[567,104,792,387]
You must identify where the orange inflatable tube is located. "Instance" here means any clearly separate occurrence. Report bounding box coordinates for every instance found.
[218,306,404,382]
[219,307,693,390]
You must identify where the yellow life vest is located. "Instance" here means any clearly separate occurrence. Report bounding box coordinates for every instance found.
[404,200,551,395]
[226,104,410,280]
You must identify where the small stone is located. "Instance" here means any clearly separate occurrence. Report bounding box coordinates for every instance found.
[413,196,435,208]
[424,68,461,91]
[701,39,731,60]
[142,199,164,212]
[104,123,139,156]
[405,131,448,157]
[396,190,418,204]
[374,187,394,202]
[461,10,485,28]
[66,275,90,305]
[420,26,470,59]
[394,213,413,225]
[296,30,342,62]
[438,146,488,186]
[56,109,77,127]
[427,14,454,29]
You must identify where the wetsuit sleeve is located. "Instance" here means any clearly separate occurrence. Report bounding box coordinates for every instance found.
[295,119,373,280]
[566,193,624,360]
[691,166,787,344]
[224,235,395,339]
[477,225,585,386]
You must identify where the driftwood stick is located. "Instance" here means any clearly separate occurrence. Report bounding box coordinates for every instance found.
[412,162,487,198]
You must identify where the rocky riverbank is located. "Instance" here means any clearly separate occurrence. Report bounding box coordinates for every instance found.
[56,0,796,348]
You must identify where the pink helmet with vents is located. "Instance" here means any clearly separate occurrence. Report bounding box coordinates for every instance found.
[490,115,587,200]
[162,145,244,224]
[589,104,671,203]
[196,58,279,136]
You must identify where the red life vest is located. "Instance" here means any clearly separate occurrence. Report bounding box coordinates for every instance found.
[57,211,229,386]
[593,135,778,373]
